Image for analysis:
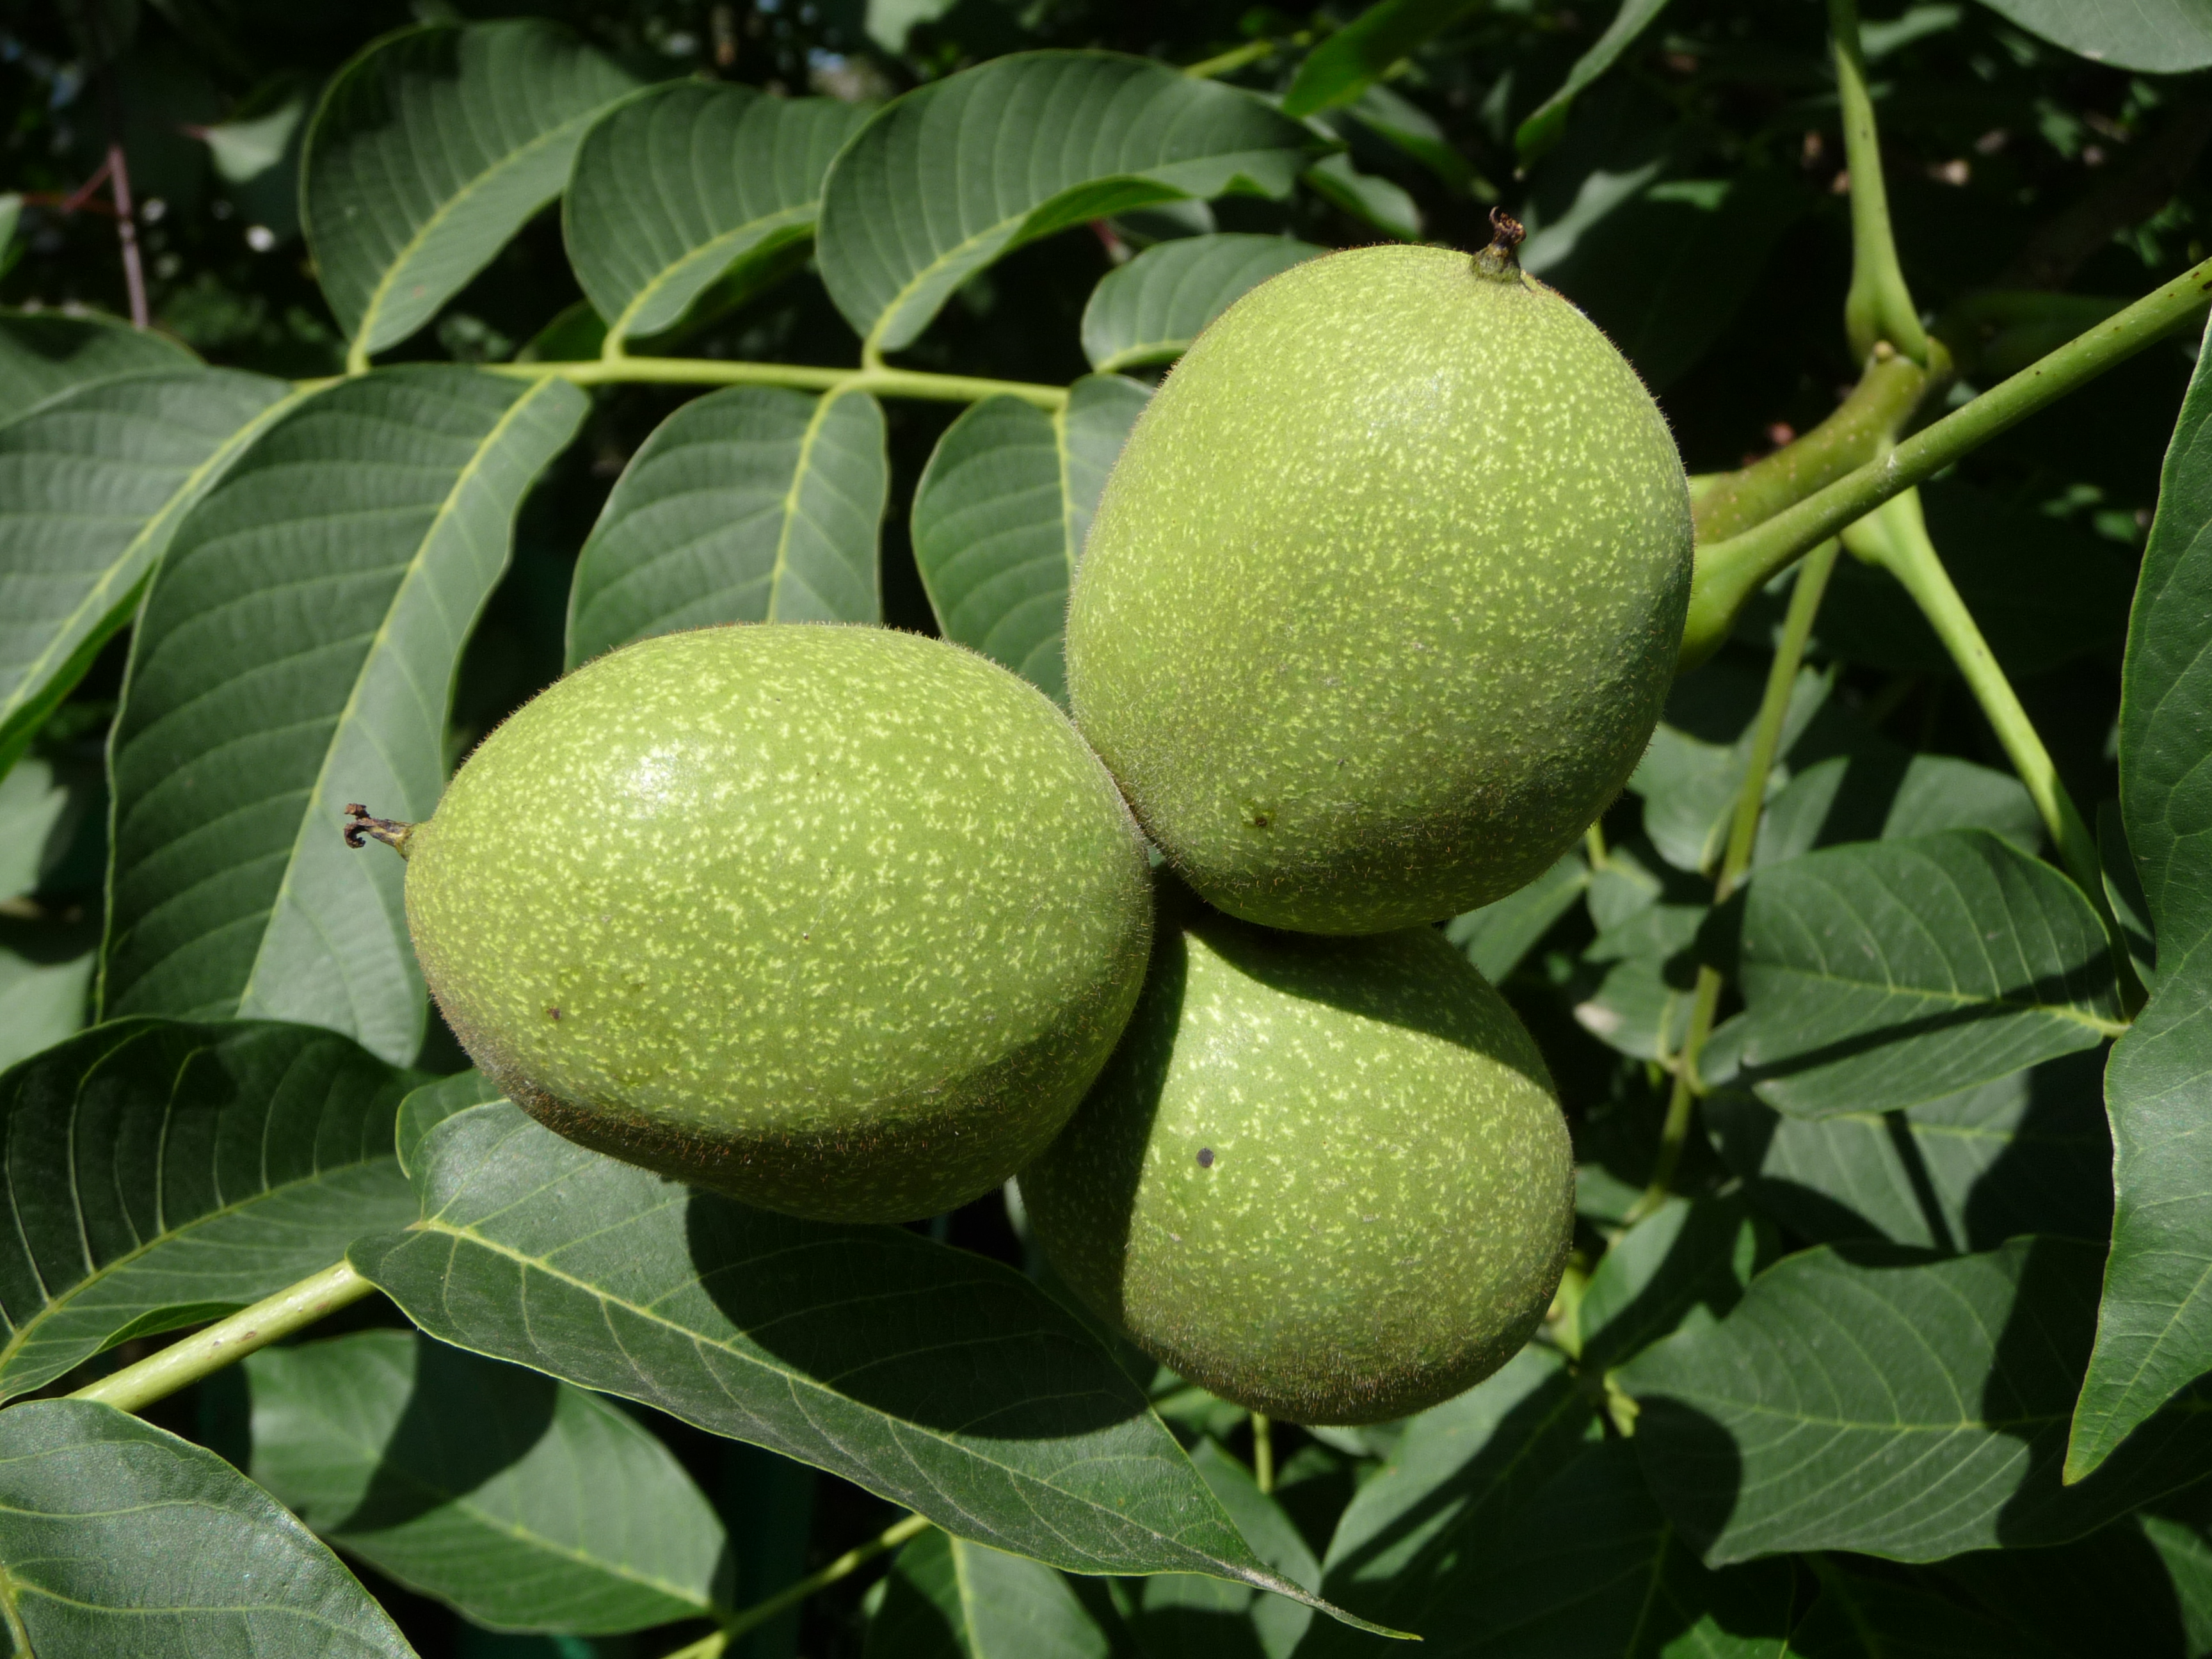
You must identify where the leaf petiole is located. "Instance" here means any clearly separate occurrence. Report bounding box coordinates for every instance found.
[1632,539,1842,1221]
[1843,488,2144,1009]
[1829,0,1930,365]
[1681,253,2212,664]
[477,353,1070,410]
[66,1260,375,1416]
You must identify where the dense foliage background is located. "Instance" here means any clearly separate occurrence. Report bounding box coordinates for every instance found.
[4,0,2212,1655]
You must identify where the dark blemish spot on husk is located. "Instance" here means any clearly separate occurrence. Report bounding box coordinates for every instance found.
[1198,1147,1215,1167]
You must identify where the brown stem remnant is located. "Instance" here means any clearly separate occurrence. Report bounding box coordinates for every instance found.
[1473,206,1525,280]
[342,803,416,857]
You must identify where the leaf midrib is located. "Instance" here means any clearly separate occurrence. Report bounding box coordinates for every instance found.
[405,1215,1299,1595]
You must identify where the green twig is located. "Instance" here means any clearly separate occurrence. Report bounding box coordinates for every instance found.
[1690,349,1937,548]
[68,1260,376,1414]
[481,355,1069,410]
[1682,253,2212,665]
[1184,37,1286,79]
[715,1512,931,1647]
[1841,489,2143,1009]
[1631,540,1843,1222]
[1251,1411,1275,1495]
[1829,0,1929,365]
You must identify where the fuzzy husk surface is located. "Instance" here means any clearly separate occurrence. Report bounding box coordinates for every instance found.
[1021,897,1575,1424]
[1067,243,1694,933]
[405,623,1155,1223]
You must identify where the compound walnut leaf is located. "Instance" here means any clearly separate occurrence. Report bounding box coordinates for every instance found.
[347,1102,1402,1637]
[566,384,888,668]
[101,367,586,1064]
[0,1018,420,1404]
[246,1329,733,1633]
[566,81,870,348]
[911,374,1148,703]
[303,20,636,360]
[0,1400,414,1658]
[817,52,1318,355]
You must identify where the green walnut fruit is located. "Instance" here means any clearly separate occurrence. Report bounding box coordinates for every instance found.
[1019,897,1573,1423]
[1066,236,1694,934]
[392,623,1153,1224]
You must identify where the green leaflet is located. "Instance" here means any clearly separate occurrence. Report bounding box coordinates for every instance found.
[817,52,1317,355]
[303,20,636,360]
[566,81,870,346]
[348,1102,1401,1637]
[0,1018,420,1404]
[100,367,586,1063]
[566,384,888,668]
[911,374,1148,704]
[0,1400,413,1658]
[246,1329,733,1633]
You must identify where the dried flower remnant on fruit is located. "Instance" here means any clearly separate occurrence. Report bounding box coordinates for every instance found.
[1473,207,1525,280]
[342,804,415,856]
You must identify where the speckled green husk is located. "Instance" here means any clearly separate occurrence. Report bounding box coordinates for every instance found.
[404,624,1154,1223]
[1019,901,1573,1424]
[1066,243,1694,934]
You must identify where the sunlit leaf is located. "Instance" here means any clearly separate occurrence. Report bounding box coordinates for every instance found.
[0,1400,414,1657]
[0,1018,419,1403]
[566,385,887,669]
[101,367,586,1063]
[303,20,636,359]
[348,1102,1394,1633]
[566,81,870,347]
[2070,316,2212,1486]
[817,51,1317,355]
[247,1328,733,1633]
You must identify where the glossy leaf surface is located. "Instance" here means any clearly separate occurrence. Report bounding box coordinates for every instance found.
[0,369,295,779]
[0,1400,414,1657]
[348,1103,1382,1627]
[2074,322,2212,1482]
[102,367,586,1063]
[247,1328,733,1633]
[1621,1237,2212,1564]
[566,384,887,668]
[911,374,1147,702]
[303,21,636,358]
[566,81,869,345]
[817,52,1315,353]
[1079,233,1324,374]
[1726,831,2124,1118]
[0,1018,418,1403]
